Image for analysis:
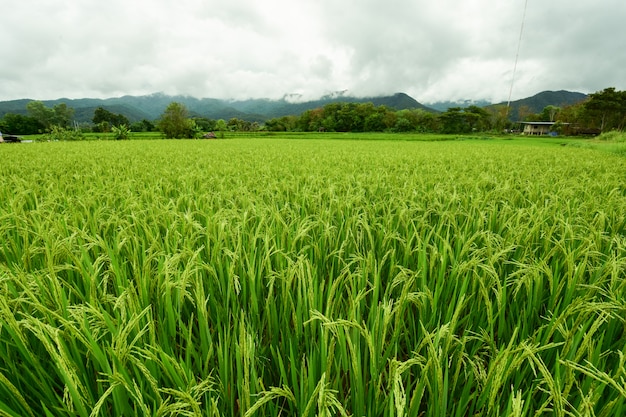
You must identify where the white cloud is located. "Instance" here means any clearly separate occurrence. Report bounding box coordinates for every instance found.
[1,0,625,102]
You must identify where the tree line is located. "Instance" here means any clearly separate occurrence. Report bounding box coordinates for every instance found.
[2,87,626,137]
[264,103,496,133]
[264,88,626,134]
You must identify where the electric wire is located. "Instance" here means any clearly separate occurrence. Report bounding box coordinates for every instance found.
[507,0,529,112]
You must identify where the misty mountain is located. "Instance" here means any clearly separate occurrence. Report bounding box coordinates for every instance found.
[0,90,589,124]
[424,99,492,112]
[0,92,436,124]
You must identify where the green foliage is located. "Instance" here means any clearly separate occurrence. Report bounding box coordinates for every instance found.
[541,105,561,122]
[192,117,217,132]
[596,130,626,142]
[265,115,298,132]
[439,106,491,133]
[26,101,55,129]
[226,118,259,132]
[92,107,130,131]
[0,113,44,135]
[269,102,399,132]
[393,116,413,132]
[111,124,131,140]
[267,102,497,134]
[129,119,155,132]
[584,87,626,131]
[26,101,75,130]
[0,138,625,416]
[214,119,227,138]
[157,102,198,139]
[43,125,85,141]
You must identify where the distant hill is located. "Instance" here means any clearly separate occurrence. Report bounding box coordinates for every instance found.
[0,92,437,124]
[487,90,588,120]
[0,90,588,124]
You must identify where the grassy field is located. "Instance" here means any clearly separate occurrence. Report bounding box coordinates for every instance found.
[0,136,625,416]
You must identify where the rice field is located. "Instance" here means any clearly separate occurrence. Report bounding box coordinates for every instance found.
[0,137,625,416]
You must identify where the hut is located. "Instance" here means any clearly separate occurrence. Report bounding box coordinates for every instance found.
[519,121,569,136]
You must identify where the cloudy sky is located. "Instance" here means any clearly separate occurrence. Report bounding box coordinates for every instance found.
[2,0,625,104]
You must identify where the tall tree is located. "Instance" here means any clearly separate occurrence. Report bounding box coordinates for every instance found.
[52,103,75,128]
[464,105,491,131]
[584,87,626,131]
[93,107,129,131]
[26,101,55,130]
[487,105,511,132]
[541,105,561,122]
[439,107,467,133]
[93,107,115,125]
[157,102,196,138]
[26,101,74,130]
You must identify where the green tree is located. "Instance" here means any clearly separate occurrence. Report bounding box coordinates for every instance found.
[93,107,116,125]
[393,117,414,132]
[52,103,75,128]
[215,119,227,138]
[438,106,492,133]
[26,101,55,130]
[297,108,326,131]
[583,87,626,131]
[517,105,534,121]
[130,119,155,132]
[363,111,386,132]
[559,101,587,126]
[394,109,439,133]
[193,117,216,132]
[93,107,129,131]
[414,109,440,132]
[487,105,511,132]
[0,113,44,135]
[26,101,75,130]
[541,105,561,122]
[227,118,253,132]
[439,107,466,133]
[464,105,491,131]
[157,102,196,138]
[264,116,297,132]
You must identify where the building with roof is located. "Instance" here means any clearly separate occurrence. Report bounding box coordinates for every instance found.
[519,121,569,136]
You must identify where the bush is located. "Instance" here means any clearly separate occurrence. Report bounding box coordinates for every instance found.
[597,130,626,142]
[44,126,85,141]
[111,124,131,140]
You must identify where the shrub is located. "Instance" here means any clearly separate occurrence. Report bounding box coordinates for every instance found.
[44,125,85,141]
[597,130,626,142]
[111,124,131,140]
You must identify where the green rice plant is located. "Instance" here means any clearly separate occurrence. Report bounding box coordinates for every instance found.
[0,137,625,416]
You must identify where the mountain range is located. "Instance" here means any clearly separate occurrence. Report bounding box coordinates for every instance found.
[0,90,588,124]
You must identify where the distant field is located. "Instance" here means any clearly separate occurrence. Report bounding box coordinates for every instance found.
[0,137,625,416]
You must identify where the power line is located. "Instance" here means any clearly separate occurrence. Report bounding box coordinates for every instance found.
[507,0,529,111]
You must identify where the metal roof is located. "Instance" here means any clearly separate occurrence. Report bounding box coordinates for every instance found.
[518,121,570,125]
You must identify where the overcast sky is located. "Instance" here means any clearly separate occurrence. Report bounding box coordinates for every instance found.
[2,0,625,103]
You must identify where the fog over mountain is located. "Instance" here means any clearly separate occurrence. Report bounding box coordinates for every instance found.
[0,90,590,125]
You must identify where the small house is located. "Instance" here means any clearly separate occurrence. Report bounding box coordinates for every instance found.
[519,121,569,136]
